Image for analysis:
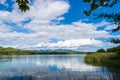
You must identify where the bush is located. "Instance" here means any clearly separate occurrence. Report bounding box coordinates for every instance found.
[96,48,105,53]
[107,45,120,54]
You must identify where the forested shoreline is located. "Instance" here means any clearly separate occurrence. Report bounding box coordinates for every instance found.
[0,47,85,55]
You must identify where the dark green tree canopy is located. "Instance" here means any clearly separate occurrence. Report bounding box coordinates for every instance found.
[83,0,120,31]
[16,0,30,12]
[83,0,120,44]
[96,48,106,52]
[110,38,120,44]
[83,0,120,15]
[107,45,120,53]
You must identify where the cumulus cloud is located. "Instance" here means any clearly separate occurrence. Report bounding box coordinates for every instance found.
[95,21,110,27]
[35,39,103,50]
[0,22,12,32]
[0,0,69,24]
[0,0,6,5]
[94,21,118,31]
[0,0,117,51]
[105,24,118,30]
[0,21,110,46]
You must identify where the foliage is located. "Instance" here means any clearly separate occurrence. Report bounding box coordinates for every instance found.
[110,38,120,44]
[0,47,85,55]
[85,52,120,69]
[94,13,120,32]
[85,45,120,75]
[83,0,120,14]
[95,46,120,54]
[0,47,34,55]
[107,45,120,54]
[96,48,106,53]
[16,0,30,12]
[85,52,120,76]
[85,53,118,67]
[83,0,120,44]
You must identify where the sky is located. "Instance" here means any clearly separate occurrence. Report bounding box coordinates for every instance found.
[0,0,119,52]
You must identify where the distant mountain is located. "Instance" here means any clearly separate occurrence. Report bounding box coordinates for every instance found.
[33,49,74,52]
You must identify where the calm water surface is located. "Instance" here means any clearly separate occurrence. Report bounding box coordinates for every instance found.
[0,54,117,80]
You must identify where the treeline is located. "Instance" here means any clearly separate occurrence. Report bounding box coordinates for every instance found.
[0,47,34,55]
[96,45,120,54]
[107,45,120,53]
[0,47,85,55]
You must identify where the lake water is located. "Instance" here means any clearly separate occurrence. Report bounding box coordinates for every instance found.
[0,54,118,80]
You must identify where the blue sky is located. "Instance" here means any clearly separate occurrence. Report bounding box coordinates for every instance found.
[0,0,119,51]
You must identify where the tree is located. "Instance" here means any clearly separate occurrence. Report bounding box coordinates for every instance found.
[16,0,30,12]
[96,48,106,53]
[110,38,120,44]
[83,0,120,44]
[106,45,120,53]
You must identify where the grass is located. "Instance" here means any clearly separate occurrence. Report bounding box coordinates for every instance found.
[85,53,120,67]
[85,52,120,76]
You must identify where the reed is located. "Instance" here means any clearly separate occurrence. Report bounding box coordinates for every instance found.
[85,52,120,77]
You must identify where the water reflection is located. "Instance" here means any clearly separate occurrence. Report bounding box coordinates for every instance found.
[0,55,118,80]
[35,55,106,72]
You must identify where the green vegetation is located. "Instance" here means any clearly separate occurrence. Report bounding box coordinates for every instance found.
[16,0,30,12]
[85,52,120,76]
[85,53,120,68]
[96,48,105,53]
[0,47,85,55]
[85,45,120,75]
[85,45,120,67]
[107,45,120,54]
[83,0,120,44]
[0,47,35,55]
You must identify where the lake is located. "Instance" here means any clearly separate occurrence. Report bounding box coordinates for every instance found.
[0,54,118,80]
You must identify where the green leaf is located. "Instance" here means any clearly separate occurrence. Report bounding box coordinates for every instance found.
[16,0,30,12]
[90,3,99,11]
[83,11,91,16]
[83,0,91,2]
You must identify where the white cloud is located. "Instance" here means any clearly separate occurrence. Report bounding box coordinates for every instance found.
[0,21,110,46]
[0,0,9,9]
[0,0,6,5]
[94,21,118,31]
[0,21,12,32]
[95,21,110,27]
[0,21,112,50]
[0,0,69,24]
[36,39,103,50]
[0,0,117,51]
[56,17,65,21]
[105,24,118,30]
